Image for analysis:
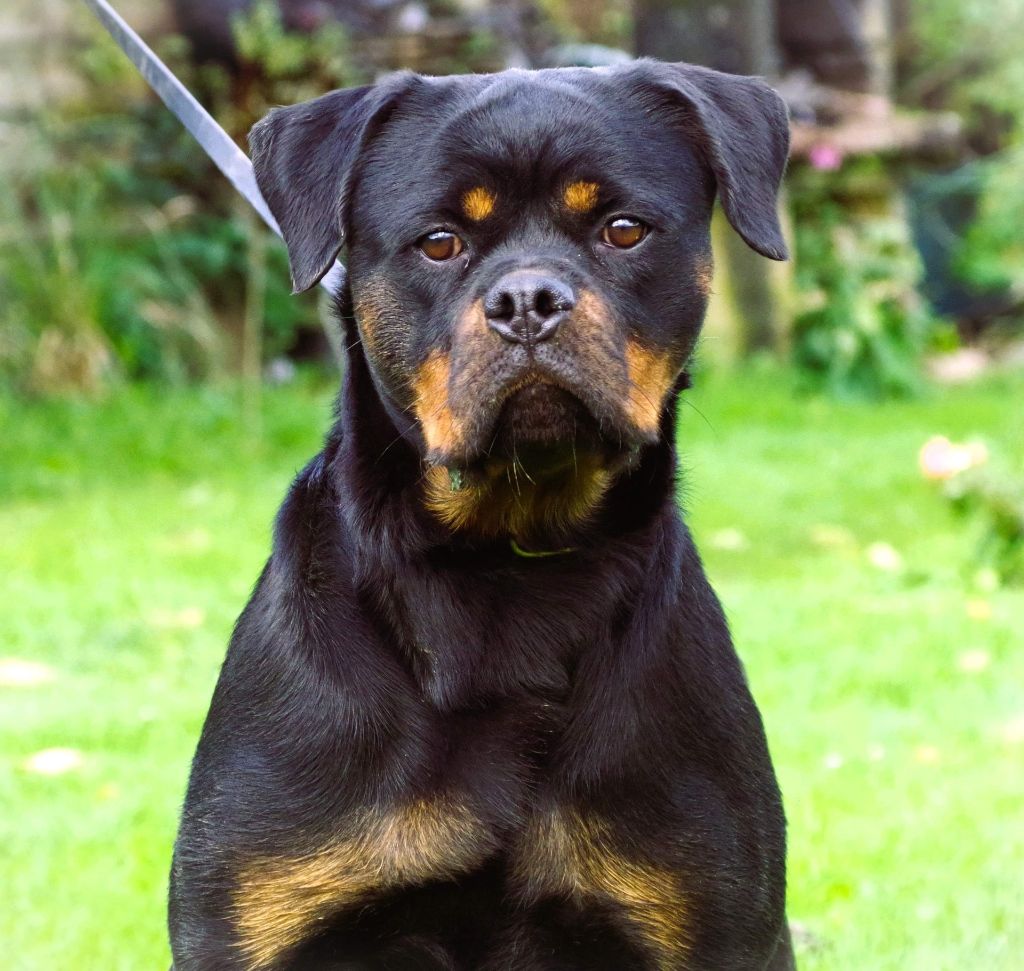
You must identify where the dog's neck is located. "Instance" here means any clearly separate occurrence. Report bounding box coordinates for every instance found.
[324,307,689,712]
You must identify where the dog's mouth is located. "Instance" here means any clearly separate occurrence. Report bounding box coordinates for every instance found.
[488,380,604,476]
[420,374,633,543]
[415,349,660,540]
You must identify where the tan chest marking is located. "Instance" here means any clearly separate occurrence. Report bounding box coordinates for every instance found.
[563,180,600,214]
[625,340,676,435]
[516,809,690,969]
[462,186,497,222]
[232,799,493,969]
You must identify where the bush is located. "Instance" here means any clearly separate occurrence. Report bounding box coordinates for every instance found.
[789,160,943,400]
[947,467,1024,586]
[920,434,1024,586]
[0,3,362,395]
[902,0,1024,318]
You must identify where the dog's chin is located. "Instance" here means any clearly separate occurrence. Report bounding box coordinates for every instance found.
[488,382,605,477]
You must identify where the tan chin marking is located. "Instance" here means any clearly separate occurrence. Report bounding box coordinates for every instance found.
[563,180,600,214]
[232,799,493,969]
[461,186,497,222]
[412,350,464,456]
[625,340,676,435]
[514,808,691,969]
[423,454,611,541]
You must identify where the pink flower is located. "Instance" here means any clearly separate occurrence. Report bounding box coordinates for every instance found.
[919,436,989,481]
[809,144,843,171]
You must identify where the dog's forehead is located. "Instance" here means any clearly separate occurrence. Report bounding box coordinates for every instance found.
[358,68,687,215]
[437,71,618,161]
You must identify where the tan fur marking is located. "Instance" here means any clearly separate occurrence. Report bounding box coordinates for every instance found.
[625,340,675,434]
[421,294,619,538]
[573,289,615,340]
[412,351,463,455]
[462,186,497,221]
[353,277,410,384]
[563,180,600,213]
[454,299,490,341]
[233,800,492,969]
[516,809,690,969]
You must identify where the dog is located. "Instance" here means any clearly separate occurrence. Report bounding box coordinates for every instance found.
[168,59,794,971]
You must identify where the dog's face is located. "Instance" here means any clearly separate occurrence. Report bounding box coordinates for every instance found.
[251,63,789,542]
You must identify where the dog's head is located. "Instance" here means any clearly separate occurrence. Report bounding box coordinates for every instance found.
[250,62,788,543]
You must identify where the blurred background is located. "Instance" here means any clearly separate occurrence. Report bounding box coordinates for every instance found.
[1,1,1022,968]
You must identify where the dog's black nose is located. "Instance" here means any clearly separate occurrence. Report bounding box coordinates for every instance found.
[484,270,575,344]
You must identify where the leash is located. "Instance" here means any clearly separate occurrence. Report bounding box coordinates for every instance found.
[79,0,346,295]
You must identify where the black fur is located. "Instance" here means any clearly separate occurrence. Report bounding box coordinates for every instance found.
[170,60,795,970]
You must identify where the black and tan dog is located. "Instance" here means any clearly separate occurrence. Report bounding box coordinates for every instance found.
[168,60,794,971]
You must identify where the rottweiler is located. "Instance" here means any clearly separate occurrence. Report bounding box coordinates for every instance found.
[168,59,794,971]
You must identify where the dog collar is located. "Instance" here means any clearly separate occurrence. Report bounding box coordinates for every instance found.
[509,538,577,559]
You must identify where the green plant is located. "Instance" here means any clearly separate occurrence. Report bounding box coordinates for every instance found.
[789,163,941,400]
[0,145,230,392]
[0,3,364,395]
[955,146,1024,300]
[902,0,1024,317]
[946,465,1024,585]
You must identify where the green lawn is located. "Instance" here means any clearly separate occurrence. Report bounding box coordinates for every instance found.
[2,366,1022,970]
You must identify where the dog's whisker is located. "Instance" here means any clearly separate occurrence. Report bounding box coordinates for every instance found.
[678,395,717,436]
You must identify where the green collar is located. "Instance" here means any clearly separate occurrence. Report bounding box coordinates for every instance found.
[509,538,577,559]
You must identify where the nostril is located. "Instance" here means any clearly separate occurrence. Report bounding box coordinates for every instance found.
[530,282,575,320]
[495,291,516,322]
[485,289,517,323]
[534,287,555,319]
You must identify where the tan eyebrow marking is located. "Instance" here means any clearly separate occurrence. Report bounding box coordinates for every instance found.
[461,186,497,221]
[563,180,600,213]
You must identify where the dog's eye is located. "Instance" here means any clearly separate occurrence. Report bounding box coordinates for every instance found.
[601,217,648,249]
[418,231,464,262]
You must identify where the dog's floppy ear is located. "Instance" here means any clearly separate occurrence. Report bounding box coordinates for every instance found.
[249,73,414,292]
[639,61,790,261]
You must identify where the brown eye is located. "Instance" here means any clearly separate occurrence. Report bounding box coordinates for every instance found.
[418,230,464,262]
[601,217,647,249]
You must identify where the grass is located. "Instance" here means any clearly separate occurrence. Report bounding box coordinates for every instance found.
[1,364,1022,970]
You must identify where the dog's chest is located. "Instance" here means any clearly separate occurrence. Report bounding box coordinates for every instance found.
[231,711,692,971]
[231,797,690,971]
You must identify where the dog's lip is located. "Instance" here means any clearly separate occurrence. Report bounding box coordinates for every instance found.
[497,371,562,402]
[427,353,657,470]
[431,370,620,472]
[496,362,613,412]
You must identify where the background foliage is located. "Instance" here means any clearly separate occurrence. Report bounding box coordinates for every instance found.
[902,0,1024,312]
[0,3,364,393]
[1,2,1022,967]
